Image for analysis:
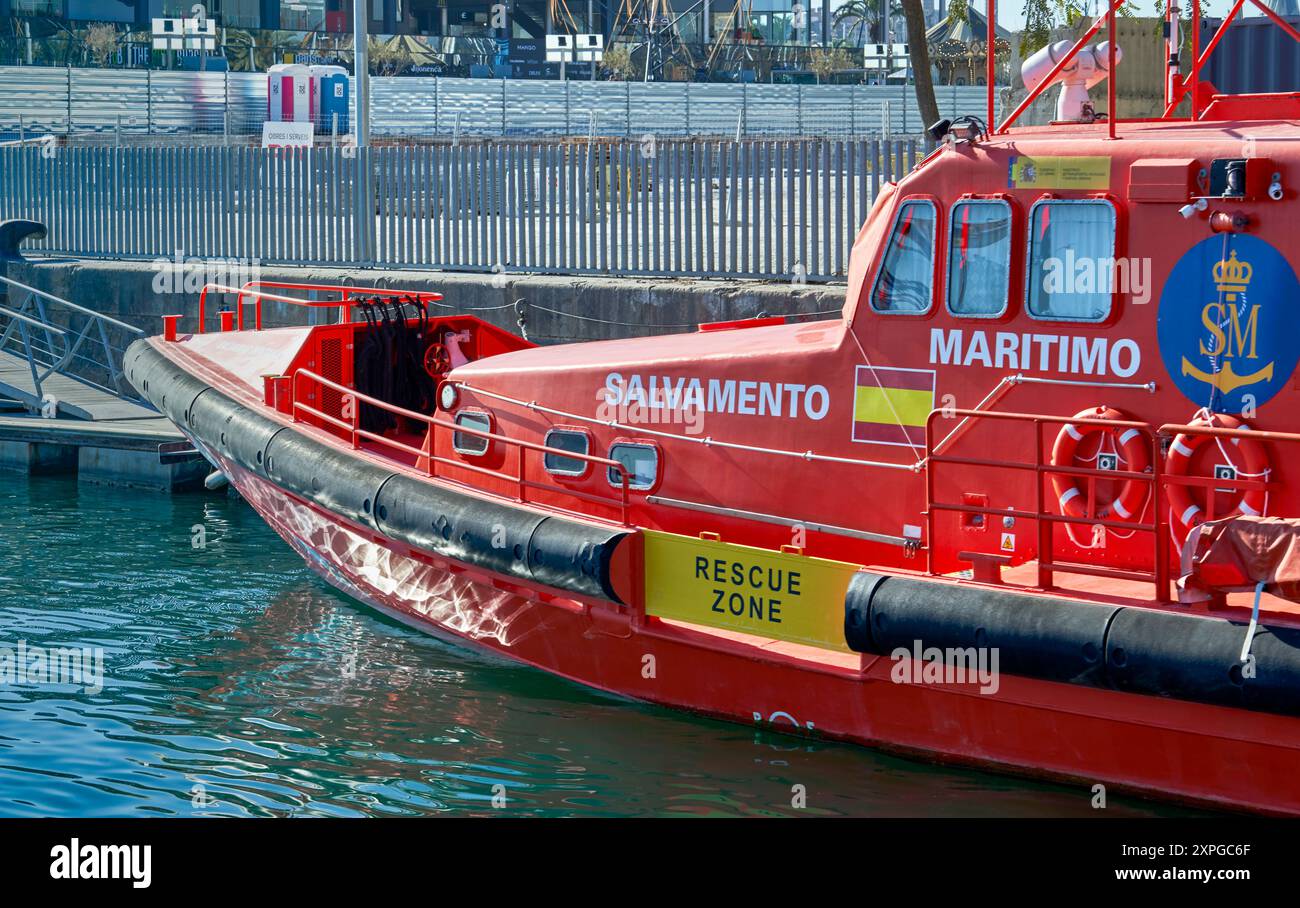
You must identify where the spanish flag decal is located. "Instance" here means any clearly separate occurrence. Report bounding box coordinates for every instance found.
[852,365,936,446]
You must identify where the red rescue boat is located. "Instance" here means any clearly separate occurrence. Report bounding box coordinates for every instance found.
[129,4,1300,814]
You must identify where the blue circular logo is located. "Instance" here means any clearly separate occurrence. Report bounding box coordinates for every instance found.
[1157,234,1300,415]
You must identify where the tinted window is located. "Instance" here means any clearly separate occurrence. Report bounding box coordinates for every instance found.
[1026,200,1116,321]
[870,199,937,314]
[607,443,658,490]
[946,200,1012,317]
[453,411,491,456]
[543,429,590,476]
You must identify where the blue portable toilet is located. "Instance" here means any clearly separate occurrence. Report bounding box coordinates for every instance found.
[311,65,351,135]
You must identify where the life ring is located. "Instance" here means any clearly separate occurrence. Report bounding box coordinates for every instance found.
[1050,406,1150,521]
[1166,411,1269,542]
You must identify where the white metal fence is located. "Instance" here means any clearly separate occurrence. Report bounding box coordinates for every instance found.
[0,66,997,140]
[0,138,923,281]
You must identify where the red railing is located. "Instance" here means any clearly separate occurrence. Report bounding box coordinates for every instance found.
[1156,422,1300,526]
[195,282,444,334]
[925,408,1169,600]
[289,367,633,526]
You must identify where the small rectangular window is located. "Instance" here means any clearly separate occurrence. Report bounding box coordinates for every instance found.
[870,199,937,314]
[1026,200,1117,322]
[453,411,491,456]
[946,199,1012,317]
[543,429,590,476]
[607,443,658,491]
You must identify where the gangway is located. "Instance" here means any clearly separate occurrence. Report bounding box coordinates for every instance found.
[0,274,156,421]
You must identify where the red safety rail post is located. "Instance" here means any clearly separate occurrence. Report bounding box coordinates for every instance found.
[997,0,1129,133]
[987,0,996,129]
[1163,0,1247,118]
[1191,0,1201,117]
[290,369,633,526]
[1107,0,1117,139]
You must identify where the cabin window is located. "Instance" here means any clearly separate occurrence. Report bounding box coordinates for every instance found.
[543,428,590,477]
[607,443,658,491]
[453,411,492,456]
[870,199,937,314]
[1025,199,1117,322]
[946,199,1012,317]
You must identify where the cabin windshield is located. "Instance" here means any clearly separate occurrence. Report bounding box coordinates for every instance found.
[1025,200,1116,322]
[947,199,1012,317]
[871,199,936,314]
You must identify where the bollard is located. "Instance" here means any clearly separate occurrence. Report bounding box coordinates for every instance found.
[262,374,279,407]
[219,310,235,332]
[162,314,183,342]
[262,375,293,415]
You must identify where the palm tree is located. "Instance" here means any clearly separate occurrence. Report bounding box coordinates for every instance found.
[833,0,879,45]
[900,0,940,129]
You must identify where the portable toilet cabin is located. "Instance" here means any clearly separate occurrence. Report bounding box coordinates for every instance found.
[267,63,313,122]
[310,65,350,134]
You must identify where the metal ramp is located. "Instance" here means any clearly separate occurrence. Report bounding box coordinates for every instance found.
[0,273,158,422]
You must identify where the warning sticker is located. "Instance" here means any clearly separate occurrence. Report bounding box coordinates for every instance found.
[1000,532,1016,553]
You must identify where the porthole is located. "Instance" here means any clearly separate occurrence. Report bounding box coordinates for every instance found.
[453,410,492,456]
[607,442,659,491]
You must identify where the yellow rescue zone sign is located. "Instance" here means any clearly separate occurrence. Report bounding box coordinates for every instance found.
[642,530,860,652]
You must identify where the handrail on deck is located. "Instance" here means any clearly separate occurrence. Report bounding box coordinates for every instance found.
[195,281,444,334]
[0,274,143,336]
[0,273,147,407]
[289,367,633,526]
[924,407,1170,600]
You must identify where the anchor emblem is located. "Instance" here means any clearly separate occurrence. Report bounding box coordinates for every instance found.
[1180,250,1274,394]
[1181,357,1273,394]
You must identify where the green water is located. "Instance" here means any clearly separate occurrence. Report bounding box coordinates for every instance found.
[0,472,1206,817]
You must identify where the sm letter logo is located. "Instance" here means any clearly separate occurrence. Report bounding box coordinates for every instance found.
[1158,235,1300,415]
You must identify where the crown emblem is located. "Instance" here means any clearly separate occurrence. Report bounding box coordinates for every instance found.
[1213,250,1253,301]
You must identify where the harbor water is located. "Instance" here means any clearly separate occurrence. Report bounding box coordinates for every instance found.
[0,472,1208,818]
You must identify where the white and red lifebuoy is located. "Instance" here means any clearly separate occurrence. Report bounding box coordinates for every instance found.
[1165,411,1270,543]
[1050,406,1150,522]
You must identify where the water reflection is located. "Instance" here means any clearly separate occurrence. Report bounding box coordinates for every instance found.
[0,474,1207,817]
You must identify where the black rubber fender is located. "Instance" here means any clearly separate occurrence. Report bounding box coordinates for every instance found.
[525,515,625,602]
[845,571,1118,686]
[266,428,393,532]
[1106,607,1300,716]
[373,472,546,579]
[125,340,207,423]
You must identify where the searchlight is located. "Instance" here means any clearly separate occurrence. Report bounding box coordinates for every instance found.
[1021,40,1123,123]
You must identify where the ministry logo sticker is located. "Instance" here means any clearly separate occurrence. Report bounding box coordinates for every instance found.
[1157,235,1300,415]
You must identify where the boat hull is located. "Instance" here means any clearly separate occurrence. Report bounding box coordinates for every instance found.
[204,445,1300,817]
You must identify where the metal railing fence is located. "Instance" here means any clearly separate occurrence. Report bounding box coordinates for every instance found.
[0,274,147,404]
[0,137,922,282]
[0,66,998,141]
